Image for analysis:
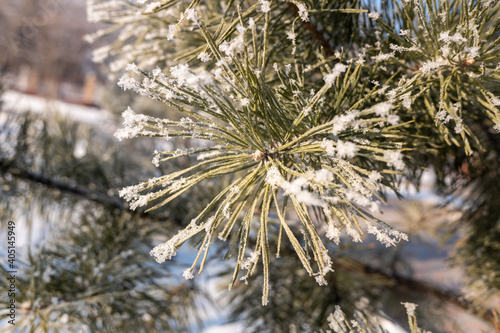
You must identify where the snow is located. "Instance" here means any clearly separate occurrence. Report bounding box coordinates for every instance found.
[202,322,244,333]
[1,90,115,129]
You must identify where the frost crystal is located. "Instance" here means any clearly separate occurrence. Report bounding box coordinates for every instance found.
[170,64,191,86]
[438,31,466,45]
[328,306,347,333]
[466,46,480,59]
[152,67,162,78]
[242,251,259,270]
[387,114,400,126]
[219,35,245,56]
[494,123,500,133]
[401,302,417,317]
[326,224,341,245]
[383,150,405,170]
[204,216,215,233]
[170,64,212,87]
[346,224,362,242]
[373,52,394,62]
[286,30,296,41]
[420,60,445,74]
[365,221,408,247]
[368,12,380,20]
[125,63,140,74]
[184,8,198,24]
[198,52,211,62]
[182,269,194,280]
[118,75,138,91]
[314,274,328,286]
[331,110,359,135]
[401,93,412,109]
[248,18,256,29]
[368,171,382,184]
[150,240,178,263]
[454,118,464,134]
[297,3,309,22]
[321,139,336,156]
[372,102,394,117]
[114,107,148,141]
[314,169,333,183]
[144,1,160,13]
[324,63,347,84]
[259,0,271,13]
[167,25,176,40]
[152,150,161,167]
[265,166,284,188]
[335,140,358,158]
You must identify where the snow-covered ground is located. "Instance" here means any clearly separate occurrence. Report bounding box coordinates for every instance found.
[2,90,116,130]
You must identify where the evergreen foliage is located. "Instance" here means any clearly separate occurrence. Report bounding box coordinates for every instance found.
[0,113,208,332]
[86,0,500,311]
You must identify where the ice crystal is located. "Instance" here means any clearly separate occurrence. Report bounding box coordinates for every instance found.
[150,240,177,263]
[387,114,400,126]
[297,3,309,22]
[125,62,140,74]
[314,274,328,286]
[368,171,382,184]
[328,306,347,333]
[345,224,362,242]
[372,102,394,117]
[438,31,466,45]
[383,150,405,170]
[331,110,359,135]
[152,150,161,167]
[454,118,464,134]
[373,52,394,62]
[265,166,284,188]
[365,221,408,247]
[368,12,380,20]
[321,139,336,156]
[242,251,259,270]
[114,107,148,141]
[198,52,211,62]
[144,2,160,13]
[182,269,194,280]
[259,0,271,13]
[326,223,341,245]
[184,8,198,24]
[335,140,358,158]
[118,75,139,91]
[401,302,417,317]
[420,59,446,74]
[313,169,333,183]
[324,63,347,84]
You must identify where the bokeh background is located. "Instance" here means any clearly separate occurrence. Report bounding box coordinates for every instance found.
[0,0,499,332]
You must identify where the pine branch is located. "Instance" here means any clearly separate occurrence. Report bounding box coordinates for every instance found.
[335,258,495,322]
[0,158,174,222]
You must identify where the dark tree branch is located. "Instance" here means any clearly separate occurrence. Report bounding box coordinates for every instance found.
[0,158,174,223]
[286,3,335,57]
[335,258,495,322]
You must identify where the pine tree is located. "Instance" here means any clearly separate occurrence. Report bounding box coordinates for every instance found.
[86,0,500,313]
[0,113,207,332]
